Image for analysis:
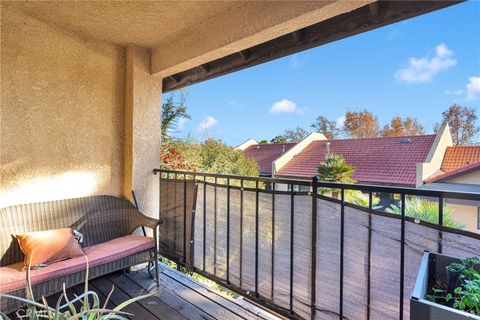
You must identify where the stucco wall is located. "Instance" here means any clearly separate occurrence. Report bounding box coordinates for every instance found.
[123,46,162,218]
[0,7,125,207]
[272,132,326,175]
[448,203,479,234]
[416,123,453,186]
[445,171,480,185]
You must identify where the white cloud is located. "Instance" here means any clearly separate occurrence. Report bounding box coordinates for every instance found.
[395,43,457,84]
[466,76,480,101]
[177,118,187,130]
[269,99,297,114]
[290,54,301,68]
[445,89,463,96]
[336,116,346,129]
[289,53,310,68]
[197,116,218,132]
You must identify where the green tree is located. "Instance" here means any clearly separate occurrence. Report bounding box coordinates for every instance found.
[438,104,479,145]
[258,140,269,144]
[161,89,190,140]
[317,154,356,183]
[386,198,465,229]
[283,127,309,142]
[270,135,287,143]
[311,116,339,139]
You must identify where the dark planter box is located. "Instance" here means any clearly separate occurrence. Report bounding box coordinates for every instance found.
[410,251,480,320]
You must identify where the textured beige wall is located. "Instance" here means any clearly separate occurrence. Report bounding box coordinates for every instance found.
[448,203,479,234]
[123,47,162,217]
[416,123,453,186]
[445,171,480,185]
[0,7,125,207]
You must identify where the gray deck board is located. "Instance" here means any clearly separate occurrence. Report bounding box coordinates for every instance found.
[8,265,280,320]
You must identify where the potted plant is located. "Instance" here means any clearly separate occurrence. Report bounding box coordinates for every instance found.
[446,262,466,293]
[411,252,480,320]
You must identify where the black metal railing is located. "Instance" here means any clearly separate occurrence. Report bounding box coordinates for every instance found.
[153,168,480,320]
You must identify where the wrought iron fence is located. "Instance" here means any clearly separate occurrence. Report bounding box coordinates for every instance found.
[153,168,480,320]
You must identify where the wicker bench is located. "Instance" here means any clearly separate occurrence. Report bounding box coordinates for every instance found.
[0,195,161,313]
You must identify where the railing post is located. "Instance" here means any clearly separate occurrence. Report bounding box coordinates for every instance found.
[183,174,187,264]
[271,182,276,300]
[339,188,345,320]
[174,173,178,255]
[310,177,318,320]
[214,177,218,276]
[240,179,244,288]
[290,183,295,314]
[255,180,260,297]
[203,175,207,272]
[367,191,373,320]
[438,195,444,254]
[400,193,406,320]
[156,171,161,264]
[227,177,231,284]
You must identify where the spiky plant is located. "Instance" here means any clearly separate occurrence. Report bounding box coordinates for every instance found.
[317,154,356,183]
[347,191,381,209]
[317,154,356,198]
[385,197,466,229]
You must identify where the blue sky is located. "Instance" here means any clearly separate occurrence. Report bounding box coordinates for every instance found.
[165,1,480,146]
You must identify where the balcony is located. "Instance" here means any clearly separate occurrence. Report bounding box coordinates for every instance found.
[2,1,477,319]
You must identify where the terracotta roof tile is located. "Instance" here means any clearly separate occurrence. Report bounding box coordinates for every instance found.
[440,146,480,173]
[276,135,437,186]
[243,143,296,174]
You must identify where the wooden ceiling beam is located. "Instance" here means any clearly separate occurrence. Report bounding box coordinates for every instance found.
[369,2,380,19]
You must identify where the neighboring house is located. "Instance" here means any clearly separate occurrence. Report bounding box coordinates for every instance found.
[274,134,437,186]
[422,146,480,233]
[235,139,296,176]
[273,132,441,207]
[239,125,453,187]
[239,124,480,233]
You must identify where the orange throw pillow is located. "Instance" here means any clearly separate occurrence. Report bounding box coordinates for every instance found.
[15,228,85,268]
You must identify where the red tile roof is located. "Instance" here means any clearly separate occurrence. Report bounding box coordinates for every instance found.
[276,135,437,186]
[425,160,480,183]
[244,143,296,174]
[440,146,480,173]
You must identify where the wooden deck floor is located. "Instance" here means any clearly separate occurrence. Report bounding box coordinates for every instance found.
[14,265,281,320]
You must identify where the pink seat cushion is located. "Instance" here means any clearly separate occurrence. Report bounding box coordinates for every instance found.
[0,235,154,294]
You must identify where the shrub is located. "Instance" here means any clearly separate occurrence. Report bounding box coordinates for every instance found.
[385,197,466,229]
[161,138,259,177]
[346,191,381,209]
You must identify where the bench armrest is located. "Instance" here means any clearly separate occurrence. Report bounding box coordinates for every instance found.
[129,211,163,232]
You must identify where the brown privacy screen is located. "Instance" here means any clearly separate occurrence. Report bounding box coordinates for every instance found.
[159,176,480,320]
[158,178,197,270]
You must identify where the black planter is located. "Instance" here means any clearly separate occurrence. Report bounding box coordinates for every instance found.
[446,263,466,293]
[410,251,480,320]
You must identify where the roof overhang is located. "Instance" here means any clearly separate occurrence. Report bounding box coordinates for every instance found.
[162,1,461,92]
